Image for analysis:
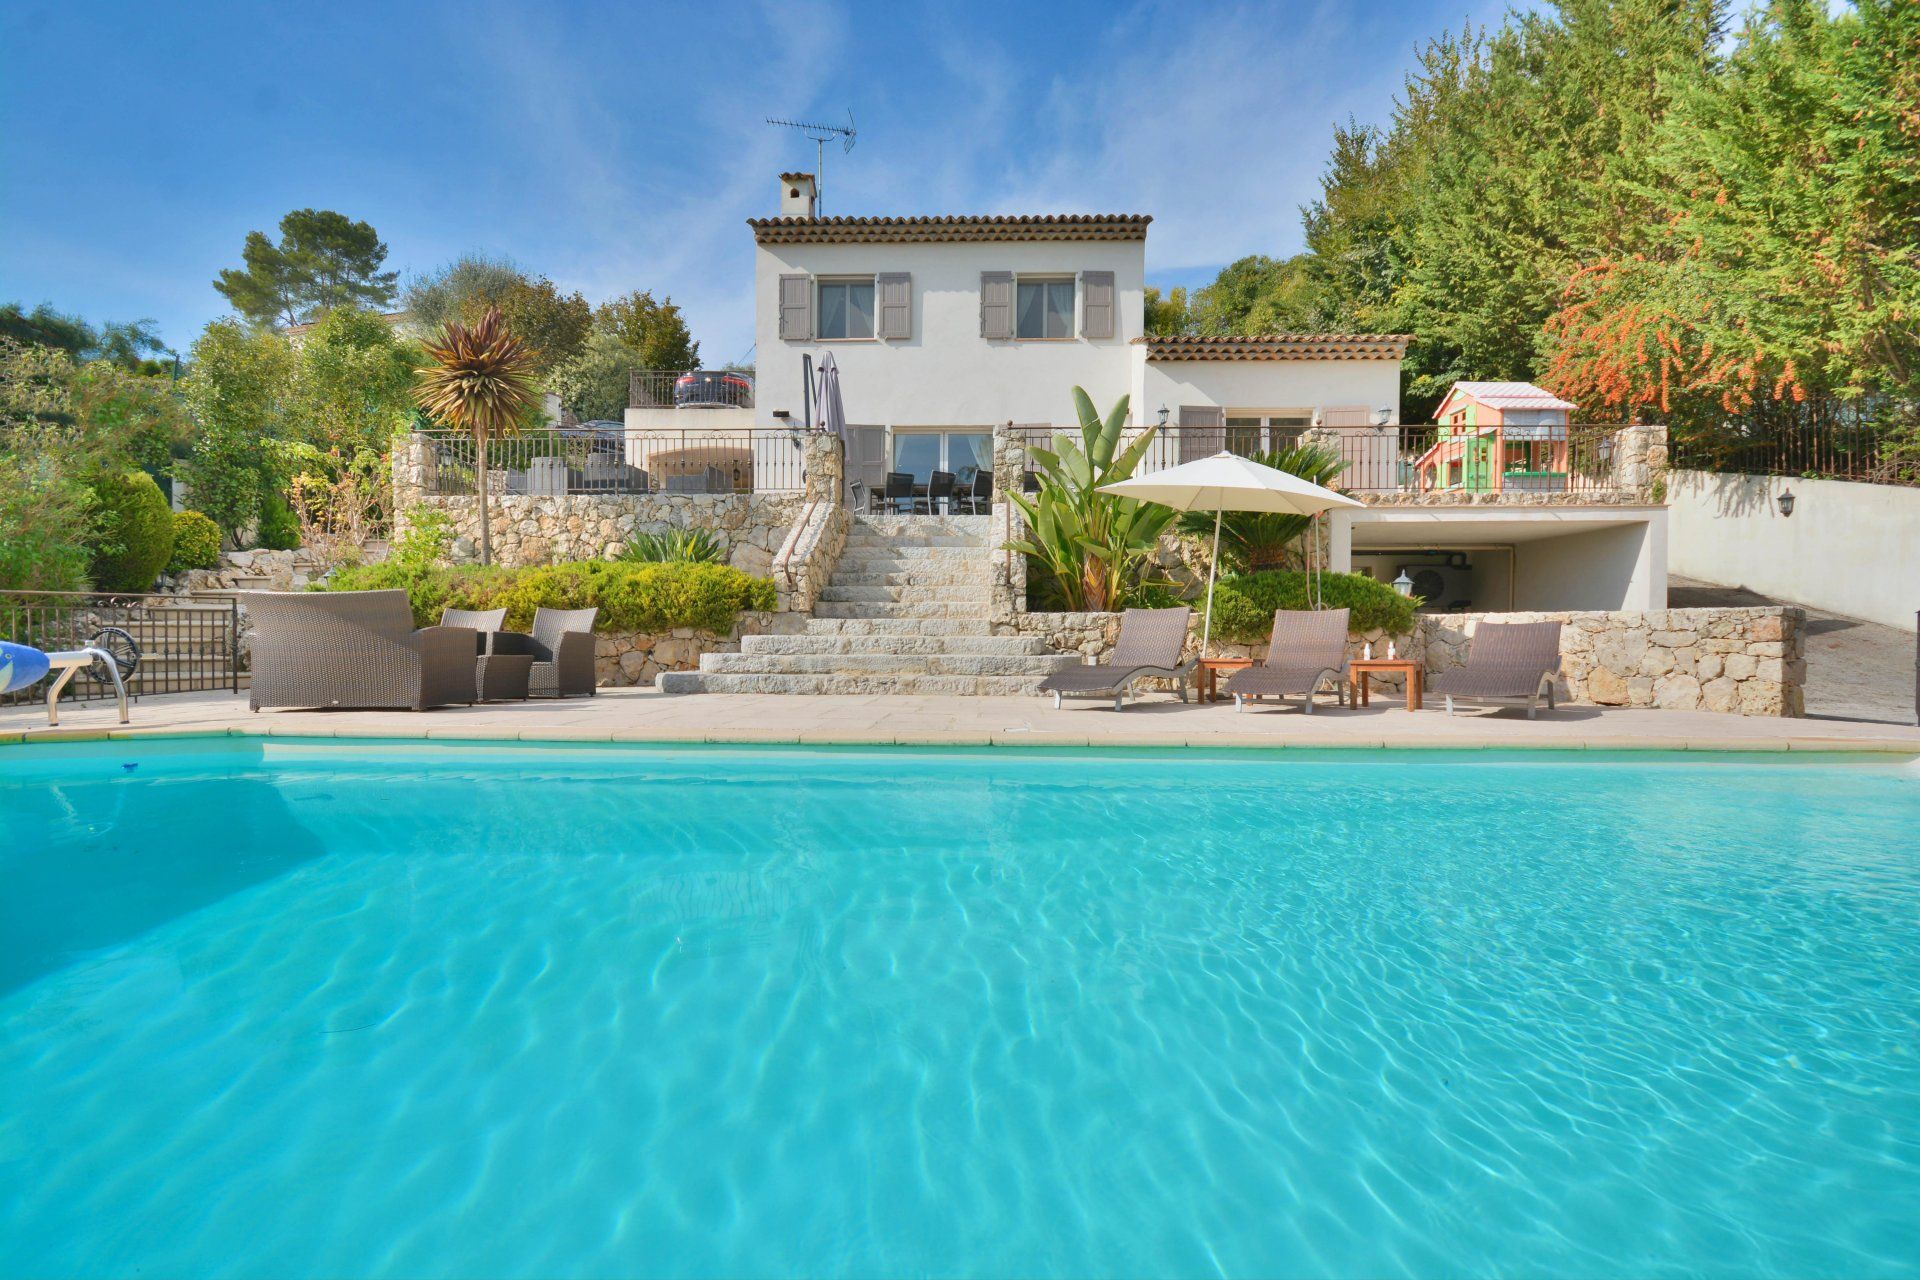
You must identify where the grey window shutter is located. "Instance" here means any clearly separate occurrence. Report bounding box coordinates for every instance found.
[778,274,812,341]
[980,271,1014,339]
[1081,270,1115,339]
[876,272,912,339]
[1177,405,1225,462]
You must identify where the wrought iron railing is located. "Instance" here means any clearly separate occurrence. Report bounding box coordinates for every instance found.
[414,426,810,496]
[1011,423,1636,496]
[1672,410,1918,487]
[0,591,241,707]
[629,368,755,410]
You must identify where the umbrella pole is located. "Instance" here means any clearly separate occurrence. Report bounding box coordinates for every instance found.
[1202,506,1221,654]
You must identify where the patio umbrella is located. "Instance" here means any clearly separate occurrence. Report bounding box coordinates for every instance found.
[1098,450,1365,652]
[813,352,847,441]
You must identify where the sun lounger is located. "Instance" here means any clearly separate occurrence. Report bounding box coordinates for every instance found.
[1428,620,1564,718]
[1039,606,1194,710]
[1223,608,1351,713]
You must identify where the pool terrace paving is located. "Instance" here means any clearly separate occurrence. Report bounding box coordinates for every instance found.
[4,687,1917,754]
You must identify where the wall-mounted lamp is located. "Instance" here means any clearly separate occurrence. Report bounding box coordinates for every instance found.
[1156,404,1170,429]
[1392,570,1415,597]
[1373,408,1393,427]
[1777,488,1796,517]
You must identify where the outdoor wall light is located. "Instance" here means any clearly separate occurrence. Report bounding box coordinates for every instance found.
[1392,570,1415,597]
[1373,408,1393,427]
[1777,488,1796,517]
[1156,404,1170,429]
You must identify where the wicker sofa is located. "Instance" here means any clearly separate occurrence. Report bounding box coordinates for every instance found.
[241,590,478,712]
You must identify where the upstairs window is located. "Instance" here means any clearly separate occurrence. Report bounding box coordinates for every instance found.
[1016,279,1075,339]
[818,279,875,339]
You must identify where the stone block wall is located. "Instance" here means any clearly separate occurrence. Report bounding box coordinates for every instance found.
[593,612,799,687]
[1005,604,1804,716]
[1423,608,1804,716]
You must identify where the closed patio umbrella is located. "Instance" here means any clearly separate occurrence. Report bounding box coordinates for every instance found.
[1098,450,1364,652]
[814,351,847,441]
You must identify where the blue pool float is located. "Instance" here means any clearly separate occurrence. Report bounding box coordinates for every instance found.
[0,640,51,694]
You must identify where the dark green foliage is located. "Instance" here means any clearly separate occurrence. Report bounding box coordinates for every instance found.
[254,493,302,550]
[1207,571,1417,644]
[319,559,777,635]
[166,511,223,573]
[617,528,727,564]
[213,209,399,328]
[85,470,175,591]
[1174,444,1348,574]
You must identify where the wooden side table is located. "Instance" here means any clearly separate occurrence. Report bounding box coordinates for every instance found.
[1348,658,1424,711]
[1196,657,1256,703]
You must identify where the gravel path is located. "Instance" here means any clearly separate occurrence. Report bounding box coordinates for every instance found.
[1669,577,1918,725]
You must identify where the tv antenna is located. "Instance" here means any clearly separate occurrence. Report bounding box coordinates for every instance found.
[766,110,856,214]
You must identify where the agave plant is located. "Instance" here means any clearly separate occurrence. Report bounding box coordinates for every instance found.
[617,527,727,564]
[1005,387,1177,611]
[413,307,540,566]
[1175,442,1348,574]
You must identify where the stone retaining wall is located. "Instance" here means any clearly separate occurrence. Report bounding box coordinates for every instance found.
[1005,605,1804,716]
[594,612,797,687]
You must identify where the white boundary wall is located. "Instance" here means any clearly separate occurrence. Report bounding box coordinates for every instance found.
[1668,471,1920,631]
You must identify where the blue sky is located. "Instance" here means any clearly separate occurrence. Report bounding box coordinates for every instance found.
[1,0,1501,364]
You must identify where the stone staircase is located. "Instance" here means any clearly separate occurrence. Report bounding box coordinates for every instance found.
[660,514,1075,695]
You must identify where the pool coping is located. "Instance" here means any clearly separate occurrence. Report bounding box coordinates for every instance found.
[6,722,1918,760]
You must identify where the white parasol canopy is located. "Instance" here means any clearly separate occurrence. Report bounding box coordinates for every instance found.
[1097,451,1364,651]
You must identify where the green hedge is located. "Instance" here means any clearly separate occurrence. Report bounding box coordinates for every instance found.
[1208,571,1417,643]
[85,470,175,592]
[167,510,223,573]
[317,559,778,635]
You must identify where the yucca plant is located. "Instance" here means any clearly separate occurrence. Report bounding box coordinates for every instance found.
[1005,387,1176,611]
[413,307,540,566]
[617,527,727,564]
[1175,442,1348,574]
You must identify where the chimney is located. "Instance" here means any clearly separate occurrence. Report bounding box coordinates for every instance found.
[779,172,817,219]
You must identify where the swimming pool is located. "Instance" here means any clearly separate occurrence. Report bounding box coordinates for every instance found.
[3,739,1917,1278]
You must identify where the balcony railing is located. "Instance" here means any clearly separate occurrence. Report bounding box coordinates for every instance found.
[1013,423,1638,496]
[629,368,755,411]
[414,426,808,496]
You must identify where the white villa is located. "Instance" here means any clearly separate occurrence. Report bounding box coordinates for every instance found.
[670,170,1664,614]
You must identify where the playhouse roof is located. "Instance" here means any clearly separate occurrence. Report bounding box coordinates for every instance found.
[1440,381,1576,412]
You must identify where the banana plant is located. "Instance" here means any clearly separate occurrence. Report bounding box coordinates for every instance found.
[1005,388,1176,611]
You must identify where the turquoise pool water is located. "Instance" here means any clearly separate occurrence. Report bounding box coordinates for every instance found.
[2,740,1917,1279]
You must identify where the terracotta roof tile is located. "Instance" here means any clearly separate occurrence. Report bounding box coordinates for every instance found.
[1138,334,1411,361]
[749,214,1152,244]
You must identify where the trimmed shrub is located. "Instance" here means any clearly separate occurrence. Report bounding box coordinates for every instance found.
[167,510,223,573]
[318,559,777,635]
[1207,571,1417,644]
[85,470,175,591]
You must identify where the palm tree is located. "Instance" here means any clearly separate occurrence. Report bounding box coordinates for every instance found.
[413,307,540,566]
[1176,442,1347,574]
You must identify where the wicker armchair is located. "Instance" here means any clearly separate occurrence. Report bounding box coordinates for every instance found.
[241,590,477,712]
[495,607,599,698]
[440,607,508,654]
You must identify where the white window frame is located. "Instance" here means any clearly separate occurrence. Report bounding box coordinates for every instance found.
[1223,408,1315,455]
[1014,275,1077,341]
[816,275,877,341]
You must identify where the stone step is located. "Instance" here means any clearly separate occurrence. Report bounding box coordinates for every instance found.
[815,584,993,605]
[658,671,1053,697]
[838,544,989,561]
[843,534,987,550]
[742,633,1051,657]
[803,617,996,637]
[813,601,985,619]
[849,514,990,534]
[830,568,994,588]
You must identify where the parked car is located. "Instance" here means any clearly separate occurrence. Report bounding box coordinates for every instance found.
[675,370,753,408]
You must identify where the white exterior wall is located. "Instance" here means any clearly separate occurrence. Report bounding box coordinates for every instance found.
[1132,354,1402,425]
[753,239,1145,428]
[1669,470,1920,631]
